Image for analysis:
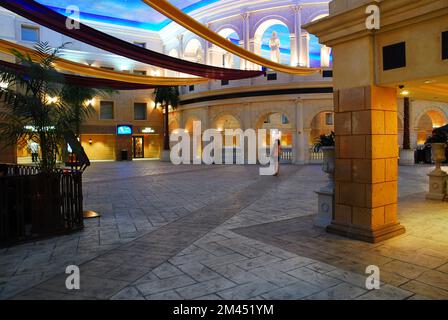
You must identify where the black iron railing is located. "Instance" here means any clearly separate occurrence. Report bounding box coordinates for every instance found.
[0,164,84,246]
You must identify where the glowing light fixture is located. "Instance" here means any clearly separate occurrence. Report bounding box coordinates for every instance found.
[46,95,59,104]
[400,90,410,96]
[85,98,95,106]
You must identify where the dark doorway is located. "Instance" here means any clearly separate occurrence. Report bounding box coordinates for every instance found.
[133,136,144,159]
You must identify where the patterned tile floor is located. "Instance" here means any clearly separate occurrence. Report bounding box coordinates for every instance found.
[1,161,448,300]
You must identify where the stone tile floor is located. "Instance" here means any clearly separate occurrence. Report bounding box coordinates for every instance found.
[1,161,448,300]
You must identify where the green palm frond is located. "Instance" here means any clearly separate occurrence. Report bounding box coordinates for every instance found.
[0,41,112,172]
[154,86,179,109]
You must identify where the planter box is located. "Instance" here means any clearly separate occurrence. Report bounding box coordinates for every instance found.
[0,166,84,246]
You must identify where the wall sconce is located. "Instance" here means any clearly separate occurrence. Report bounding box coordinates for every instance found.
[88,138,93,145]
[46,95,59,104]
[85,98,95,106]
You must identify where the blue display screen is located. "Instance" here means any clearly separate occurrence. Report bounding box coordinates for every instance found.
[117,125,133,135]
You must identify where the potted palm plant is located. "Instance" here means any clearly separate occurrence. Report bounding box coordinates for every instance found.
[0,42,109,241]
[154,87,179,162]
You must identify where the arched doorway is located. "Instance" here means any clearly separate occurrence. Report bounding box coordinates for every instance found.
[183,116,202,162]
[211,28,241,69]
[256,112,293,162]
[213,114,242,162]
[309,111,334,162]
[184,39,204,63]
[254,19,292,67]
[416,109,447,145]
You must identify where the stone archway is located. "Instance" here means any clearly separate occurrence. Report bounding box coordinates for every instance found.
[415,108,448,144]
[210,28,241,68]
[184,39,204,63]
[309,110,335,146]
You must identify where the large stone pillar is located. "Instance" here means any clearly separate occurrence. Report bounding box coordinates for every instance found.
[330,85,405,242]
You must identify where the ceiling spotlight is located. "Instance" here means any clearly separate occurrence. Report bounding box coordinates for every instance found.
[424,80,436,84]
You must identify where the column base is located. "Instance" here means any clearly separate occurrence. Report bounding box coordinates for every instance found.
[399,149,415,166]
[326,222,406,243]
[161,150,171,162]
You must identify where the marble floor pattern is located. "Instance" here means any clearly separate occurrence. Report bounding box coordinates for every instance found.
[1,161,448,300]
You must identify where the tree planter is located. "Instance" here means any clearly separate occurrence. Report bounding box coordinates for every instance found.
[426,143,447,200]
[0,166,84,246]
[314,146,335,228]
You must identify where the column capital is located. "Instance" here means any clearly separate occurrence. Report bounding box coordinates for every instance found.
[241,12,250,21]
[292,4,303,13]
[177,33,184,41]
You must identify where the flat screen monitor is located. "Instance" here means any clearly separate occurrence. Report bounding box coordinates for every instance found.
[117,125,133,135]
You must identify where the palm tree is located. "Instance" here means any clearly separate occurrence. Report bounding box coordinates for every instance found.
[403,97,411,150]
[59,86,97,137]
[154,86,179,153]
[0,42,106,173]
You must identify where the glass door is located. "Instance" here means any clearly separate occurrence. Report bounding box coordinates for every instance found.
[133,136,144,159]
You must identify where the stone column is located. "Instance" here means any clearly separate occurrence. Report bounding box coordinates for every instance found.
[250,38,262,71]
[330,85,406,242]
[304,1,407,243]
[177,34,184,59]
[239,40,245,69]
[300,33,310,67]
[241,12,250,70]
[411,128,418,148]
[294,99,306,164]
[293,5,302,67]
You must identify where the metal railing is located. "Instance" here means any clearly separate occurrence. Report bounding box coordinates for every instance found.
[0,164,84,246]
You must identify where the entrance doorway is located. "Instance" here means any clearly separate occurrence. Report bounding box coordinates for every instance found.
[133,136,144,159]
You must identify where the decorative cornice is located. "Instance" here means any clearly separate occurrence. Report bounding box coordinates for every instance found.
[304,0,448,46]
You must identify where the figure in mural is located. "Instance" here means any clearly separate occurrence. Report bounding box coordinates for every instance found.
[196,46,204,64]
[320,45,332,68]
[269,31,281,63]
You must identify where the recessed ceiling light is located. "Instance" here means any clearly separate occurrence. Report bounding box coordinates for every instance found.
[424,80,436,84]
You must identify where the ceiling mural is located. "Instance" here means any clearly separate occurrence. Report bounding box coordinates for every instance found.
[32,0,331,67]
[36,0,220,31]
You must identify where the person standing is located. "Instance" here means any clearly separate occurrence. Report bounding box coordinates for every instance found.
[273,139,281,176]
[29,140,39,163]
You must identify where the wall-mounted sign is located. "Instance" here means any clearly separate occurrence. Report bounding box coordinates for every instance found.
[142,127,155,134]
[117,125,133,135]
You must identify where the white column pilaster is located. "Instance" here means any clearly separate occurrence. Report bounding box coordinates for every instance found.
[241,12,250,70]
[293,5,303,67]
[177,34,184,59]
